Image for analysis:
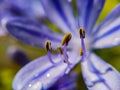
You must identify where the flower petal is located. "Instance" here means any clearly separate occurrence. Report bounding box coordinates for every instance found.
[0,1,13,21]
[3,17,62,48]
[48,72,77,90]
[93,4,120,48]
[6,0,45,18]
[81,53,120,90]
[12,54,68,90]
[41,0,77,35]
[77,0,105,32]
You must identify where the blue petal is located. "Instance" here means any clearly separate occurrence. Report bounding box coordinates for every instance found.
[92,4,120,48]
[41,0,77,35]
[3,17,62,48]
[77,0,105,32]
[81,53,120,90]
[5,0,46,18]
[0,1,14,36]
[48,72,77,90]
[12,54,68,90]
[0,1,12,21]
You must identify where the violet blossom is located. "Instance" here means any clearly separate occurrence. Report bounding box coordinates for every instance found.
[3,0,120,90]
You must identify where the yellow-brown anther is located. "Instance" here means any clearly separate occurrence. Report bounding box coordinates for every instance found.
[57,46,63,55]
[78,28,85,38]
[45,40,52,51]
[62,32,72,46]
[79,48,83,56]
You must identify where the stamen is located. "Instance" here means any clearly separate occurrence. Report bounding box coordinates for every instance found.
[62,33,72,66]
[63,42,71,65]
[45,40,55,64]
[45,40,52,51]
[79,48,83,56]
[78,28,85,38]
[57,45,69,64]
[57,33,72,65]
[78,28,86,62]
[62,32,72,46]
[57,46,63,55]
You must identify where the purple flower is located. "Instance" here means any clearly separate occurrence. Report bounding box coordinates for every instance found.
[3,0,120,90]
[7,46,30,66]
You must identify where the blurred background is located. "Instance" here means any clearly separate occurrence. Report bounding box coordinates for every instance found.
[0,0,120,90]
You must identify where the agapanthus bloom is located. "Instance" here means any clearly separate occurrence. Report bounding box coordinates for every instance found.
[3,0,120,90]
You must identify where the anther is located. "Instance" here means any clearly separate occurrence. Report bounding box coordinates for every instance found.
[57,46,63,55]
[79,48,83,56]
[62,33,72,46]
[57,46,69,64]
[45,40,55,64]
[45,40,52,52]
[78,28,85,38]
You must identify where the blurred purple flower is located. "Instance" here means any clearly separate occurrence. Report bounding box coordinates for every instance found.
[7,46,30,66]
[3,0,120,90]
